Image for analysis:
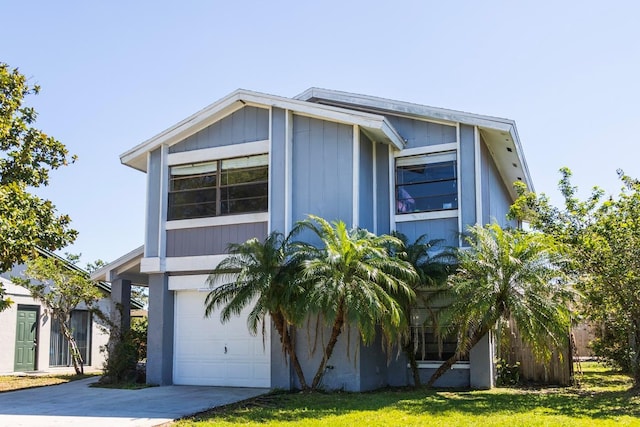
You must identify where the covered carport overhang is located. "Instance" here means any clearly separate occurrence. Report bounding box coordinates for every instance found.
[90,246,146,333]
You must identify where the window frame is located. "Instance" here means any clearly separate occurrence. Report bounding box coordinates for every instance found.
[168,153,269,221]
[49,309,92,367]
[395,151,458,216]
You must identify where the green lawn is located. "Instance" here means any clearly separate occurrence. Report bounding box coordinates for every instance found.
[0,373,98,393]
[175,363,640,426]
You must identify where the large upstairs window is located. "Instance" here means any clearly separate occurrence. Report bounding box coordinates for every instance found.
[396,152,457,214]
[168,154,268,221]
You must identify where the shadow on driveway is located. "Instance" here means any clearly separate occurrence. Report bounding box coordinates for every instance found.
[0,376,267,426]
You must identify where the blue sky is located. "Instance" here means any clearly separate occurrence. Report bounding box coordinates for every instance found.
[4,1,639,265]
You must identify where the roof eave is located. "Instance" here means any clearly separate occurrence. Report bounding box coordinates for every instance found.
[120,90,406,171]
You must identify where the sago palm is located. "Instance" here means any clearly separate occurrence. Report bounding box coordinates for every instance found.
[392,232,454,386]
[296,215,417,390]
[205,231,310,389]
[427,223,574,386]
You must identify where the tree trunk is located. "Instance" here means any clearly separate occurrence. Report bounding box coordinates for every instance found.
[61,321,83,375]
[426,327,489,387]
[272,312,308,390]
[631,318,640,389]
[403,339,421,387]
[311,306,345,390]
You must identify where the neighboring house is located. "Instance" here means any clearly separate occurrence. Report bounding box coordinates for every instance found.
[0,249,142,374]
[91,88,532,391]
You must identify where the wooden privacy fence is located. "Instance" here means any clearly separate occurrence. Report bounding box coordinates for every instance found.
[500,318,573,386]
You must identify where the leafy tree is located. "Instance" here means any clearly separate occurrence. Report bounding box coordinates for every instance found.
[205,231,310,389]
[510,169,640,385]
[296,216,417,390]
[391,232,453,386]
[427,223,573,386]
[0,285,12,312]
[0,63,77,308]
[13,254,105,375]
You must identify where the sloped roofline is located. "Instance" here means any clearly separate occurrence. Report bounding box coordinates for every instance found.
[89,245,144,284]
[295,87,533,192]
[36,247,145,309]
[120,89,406,172]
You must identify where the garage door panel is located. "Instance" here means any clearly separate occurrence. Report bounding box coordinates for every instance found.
[174,290,271,387]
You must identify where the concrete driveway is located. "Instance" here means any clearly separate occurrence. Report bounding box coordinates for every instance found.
[0,376,267,426]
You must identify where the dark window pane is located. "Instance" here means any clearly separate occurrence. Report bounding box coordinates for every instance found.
[221,166,268,186]
[170,173,216,191]
[396,160,457,214]
[169,154,268,220]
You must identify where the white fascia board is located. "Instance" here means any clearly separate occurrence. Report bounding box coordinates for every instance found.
[120,90,247,171]
[240,92,404,149]
[121,89,406,172]
[295,87,516,132]
[90,245,144,282]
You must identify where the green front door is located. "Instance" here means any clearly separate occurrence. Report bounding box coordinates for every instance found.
[14,306,38,371]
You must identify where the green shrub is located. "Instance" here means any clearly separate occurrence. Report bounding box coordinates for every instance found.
[496,359,521,386]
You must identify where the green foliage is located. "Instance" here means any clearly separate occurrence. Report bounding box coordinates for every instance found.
[130,317,148,361]
[0,63,77,274]
[296,215,417,389]
[0,284,12,312]
[496,359,521,386]
[390,232,455,386]
[428,223,574,386]
[175,363,639,427]
[510,168,640,385]
[13,254,104,375]
[101,330,139,384]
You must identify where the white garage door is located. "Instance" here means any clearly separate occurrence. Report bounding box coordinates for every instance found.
[173,290,270,387]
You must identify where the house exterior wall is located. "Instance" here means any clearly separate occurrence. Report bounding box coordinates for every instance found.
[480,138,517,227]
[386,116,457,149]
[291,115,353,227]
[169,106,269,153]
[459,124,477,234]
[166,223,268,257]
[375,142,391,235]
[0,276,109,374]
[135,91,528,391]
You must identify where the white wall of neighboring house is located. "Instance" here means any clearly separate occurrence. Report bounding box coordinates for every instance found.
[0,276,110,374]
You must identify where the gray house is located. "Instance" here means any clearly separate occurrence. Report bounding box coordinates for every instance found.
[91,88,531,391]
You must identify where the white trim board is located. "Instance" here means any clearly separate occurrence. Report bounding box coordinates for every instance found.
[167,140,269,166]
[394,143,457,158]
[165,212,269,230]
[395,210,458,222]
[168,274,210,291]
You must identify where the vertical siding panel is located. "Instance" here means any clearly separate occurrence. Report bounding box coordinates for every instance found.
[336,123,353,223]
[359,132,374,232]
[270,108,286,233]
[232,106,245,143]
[387,116,456,149]
[375,142,390,234]
[169,107,270,153]
[256,108,269,140]
[459,124,476,236]
[245,106,258,142]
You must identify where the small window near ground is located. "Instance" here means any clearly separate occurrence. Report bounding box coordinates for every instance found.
[396,152,457,214]
[411,325,468,362]
[168,154,268,220]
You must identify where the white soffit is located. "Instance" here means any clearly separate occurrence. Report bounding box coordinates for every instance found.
[120,89,405,172]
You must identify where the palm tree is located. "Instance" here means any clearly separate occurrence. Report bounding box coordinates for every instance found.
[296,215,418,390]
[205,231,310,389]
[427,223,574,387]
[392,232,454,386]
